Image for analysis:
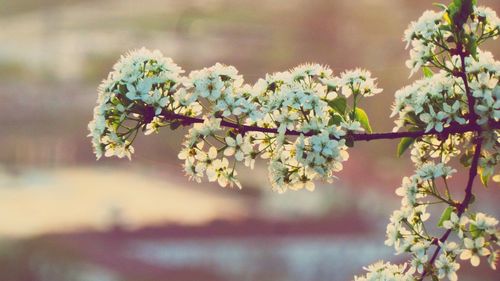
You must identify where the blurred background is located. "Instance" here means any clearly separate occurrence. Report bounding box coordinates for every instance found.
[0,0,499,280]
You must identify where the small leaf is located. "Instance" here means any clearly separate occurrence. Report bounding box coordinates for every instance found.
[404,112,420,126]
[469,223,480,238]
[328,96,347,115]
[479,167,491,187]
[437,206,454,227]
[466,36,478,60]
[397,137,415,157]
[433,3,449,11]
[328,114,344,126]
[460,150,473,167]
[354,108,372,133]
[423,66,434,78]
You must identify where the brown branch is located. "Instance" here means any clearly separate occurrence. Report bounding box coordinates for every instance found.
[418,33,483,281]
[160,110,500,142]
[457,43,478,125]
[418,137,482,280]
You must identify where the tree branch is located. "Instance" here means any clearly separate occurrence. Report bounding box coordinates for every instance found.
[418,137,482,280]
[160,110,500,142]
[418,41,484,280]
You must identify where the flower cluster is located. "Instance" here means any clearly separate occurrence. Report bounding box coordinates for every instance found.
[403,4,500,77]
[384,161,499,279]
[89,51,382,191]
[88,48,193,159]
[358,1,500,281]
[391,71,467,133]
[354,261,414,281]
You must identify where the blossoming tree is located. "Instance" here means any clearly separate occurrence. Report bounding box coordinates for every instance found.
[88,0,499,280]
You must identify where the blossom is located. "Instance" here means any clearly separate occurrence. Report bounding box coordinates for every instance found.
[489,250,499,270]
[470,212,499,235]
[88,48,184,160]
[419,106,447,132]
[460,237,491,266]
[144,116,166,135]
[435,254,460,281]
[183,159,203,183]
[178,141,203,162]
[354,261,413,281]
[443,212,468,238]
[340,68,382,98]
[195,146,218,174]
[224,134,252,162]
[403,10,445,45]
[442,101,466,125]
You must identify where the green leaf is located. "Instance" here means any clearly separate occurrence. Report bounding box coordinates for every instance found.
[422,67,434,78]
[328,96,347,115]
[433,3,449,11]
[354,108,372,133]
[448,2,458,22]
[403,112,423,126]
[437,206,454,227]
[466,35,478,59]
[469,223,481,238]
[479,167,491,187]
[460,150,473,167]
[328,114,344,126]
[397,137,415,157]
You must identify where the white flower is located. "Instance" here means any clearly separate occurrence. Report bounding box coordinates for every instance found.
[419,106,447,132]
[405,40,435,77]
[395,176,420,207]
[354,261,413,281]
[471,212,499,235]
[385,223,401,247]
[244,151,257,169]
[273,108,298,134]
[416,162,456,180]
[443,101,466,125]
[224,134,252,161]
[142,89,168,115]
[144,116,166,135]
[403,10,445,45]
[410,242,429,273]
[340,68,382,97]
[439,241,460,256]
[183,159,203,183]
[341,121,365,132]
[215,92,243,117]
[474,6,500,34]
[195,146,218,174]
[488,250,499,270]
[460,237,491,266]
[196,76,224,100]
[89,48,184,160]
[435,254,460,281]
[178,141,203,161]
[443,212,468,238]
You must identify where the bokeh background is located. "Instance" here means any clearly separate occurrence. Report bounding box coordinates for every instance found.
[0,0,499,280]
